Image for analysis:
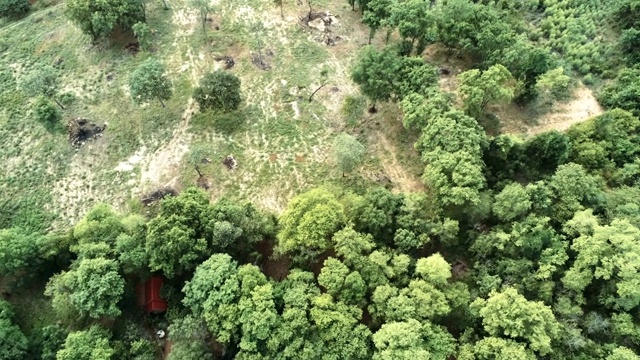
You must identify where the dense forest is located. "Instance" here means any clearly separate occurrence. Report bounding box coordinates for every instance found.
[2,0,640,359]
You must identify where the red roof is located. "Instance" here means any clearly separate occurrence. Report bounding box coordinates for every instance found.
[137,275,168,313]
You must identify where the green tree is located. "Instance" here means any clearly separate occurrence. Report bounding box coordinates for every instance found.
[0,300,28,360]
[129,58,172,108]
[523,130,571,175]
[362,0,394,43]
[132,22,151,51]
[563,210,640,311]
[166,316,213,360]
[145,188,210,277]
[64,0,143,42]
[458,64,514,118]
[458,337,536,360]
[33,325,68,360]
[193,70,242,112]
[471,287,561,355]
[20,65,64,109]
[0,228,42,277]
[46,258,125,319]
[492,182,532,222]
[535,67,571,103]
[351,46,403,107]
[549,163,603,221]
[0,0,29,18]
[599,67,640,117]
[423,150,486,207]
[318,258,366,305]
[389,0,434,53]
[620,28,640,65]
[332,133,366,176]
[56,326,114,360]
[372,320,456,360]
[276,188,347,263]
[182,254,243,343]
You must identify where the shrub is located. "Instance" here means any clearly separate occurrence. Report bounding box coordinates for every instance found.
[33,96,62,125]
[194,71,241,112]
[0,0,30,18]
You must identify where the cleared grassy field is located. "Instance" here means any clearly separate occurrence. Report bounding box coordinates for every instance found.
[0,0,425,232]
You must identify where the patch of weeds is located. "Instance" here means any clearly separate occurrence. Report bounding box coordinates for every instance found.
[341,95,366,127]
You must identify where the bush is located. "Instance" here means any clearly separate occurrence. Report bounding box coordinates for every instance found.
[132,22,151,51]
[0,0,30,18]
[194,71,241,112]
[33,96,62,125]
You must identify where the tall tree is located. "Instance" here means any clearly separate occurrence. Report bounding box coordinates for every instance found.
[276,188,347,263]
[458,64,514,119]
[129,58,172,108]
[56,326,114,360]
[65,0,143,42]
[471,288,561,355]
[45,258,125,319]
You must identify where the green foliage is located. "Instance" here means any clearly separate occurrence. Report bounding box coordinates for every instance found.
[388,0,435,53]
[276,188,347,263]
[20,65,61,104]
[0,300,28,360]
[56,326,113,360]
[458,64,514,119]
[352,46,438,105]
[46,257,125,319]
[132,22,151,51]
[524,130,571,175]
[563,210,640,311]
[492,183,531,222]
[351,46,403,104]
[535,67,572,103]
[145,188,221,277]
[64,0,143,42]
[600,68,640,117]
[332,133,366,175]
[129,58,172,107]
[194,71,242,112]
[472,288,561,355]
[0,228,43,277]
[32,96,62,127]
[0,0,29,19]
[33,325,68,360]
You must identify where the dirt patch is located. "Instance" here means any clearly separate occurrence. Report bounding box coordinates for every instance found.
[256,240,290,281]
[269,153,278,162]
[223,155,238,170]
[124,42,140,55]
[294,154,305,163]
[67,118,107,147]
[214,55,235,69]
[525,84,603,135]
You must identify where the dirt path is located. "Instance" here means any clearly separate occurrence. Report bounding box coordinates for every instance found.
[526,84,603,135]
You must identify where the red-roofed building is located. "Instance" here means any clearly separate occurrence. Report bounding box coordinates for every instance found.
[136,275,168,313]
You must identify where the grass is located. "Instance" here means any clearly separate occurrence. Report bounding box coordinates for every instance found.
[0,0,426,229]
